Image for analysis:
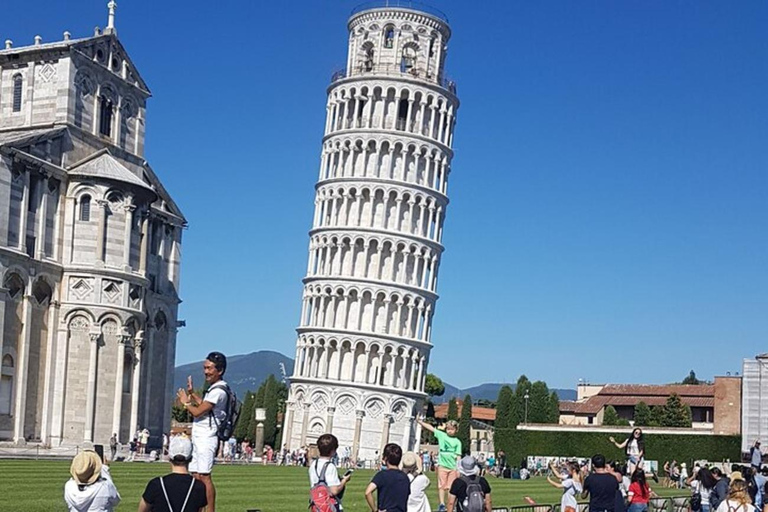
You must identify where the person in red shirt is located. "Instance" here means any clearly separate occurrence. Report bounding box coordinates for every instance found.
[627,468,657,512]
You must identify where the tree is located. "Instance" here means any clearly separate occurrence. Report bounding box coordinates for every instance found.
[634,401,653,427]
[425,374,445,398]
[660,394,692,427]
[171,402,192,423]
[511,375,532,427]
[495,385,514,430]
[458,394,472,455]
[603,406,622,426]
[650,405,664,427]
[234,391,256,440]
[547,391,561,424]
[682,371,702,385]
[447,397,459,422]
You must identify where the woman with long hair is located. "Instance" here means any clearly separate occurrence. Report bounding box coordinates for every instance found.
[715,478,756,512]
[610,428,645,474]
[689,467,716,512]
[547,461,583,512]
[628,468,657,512]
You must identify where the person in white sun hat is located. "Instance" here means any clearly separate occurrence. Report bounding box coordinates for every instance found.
[138,435,208,512]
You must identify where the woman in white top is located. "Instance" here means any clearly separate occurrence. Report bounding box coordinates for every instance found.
[715,479,756,512]
[402,451,431,512]
[610,428,645,475]
[547,461,583,512]
[689,467,715,512]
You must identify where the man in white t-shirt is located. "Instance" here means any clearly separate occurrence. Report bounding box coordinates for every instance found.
[176,351,229,512]
[309,434,352,511]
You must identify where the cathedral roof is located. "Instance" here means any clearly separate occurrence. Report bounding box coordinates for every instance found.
[0,127,67,148]
[68,149,155,194]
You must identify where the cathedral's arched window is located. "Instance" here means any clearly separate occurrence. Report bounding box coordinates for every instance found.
[383,26,395,49]
[0,354,14,415]
[99,95,114,137]
[4,273,24,300]
[12,74,23,113]
[79,195,91,221]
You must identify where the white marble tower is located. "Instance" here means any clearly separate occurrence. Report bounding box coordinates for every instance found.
[283,3,459,461]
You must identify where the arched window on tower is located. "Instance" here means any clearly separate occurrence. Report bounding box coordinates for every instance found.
[79,195,91,221]
[0,355,14,415]
[401,45,417,73]
[12,74,23,113]
[383,27,395,49]
[99,95,114,137]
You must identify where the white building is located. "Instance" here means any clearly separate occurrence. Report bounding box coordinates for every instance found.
[741,354,768,454]
[0,4,184,448]
[283,3,459,460]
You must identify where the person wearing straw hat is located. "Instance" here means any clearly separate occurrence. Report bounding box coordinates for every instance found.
[448,455,493,512]
[138,435,207,512]
[402,451,431,512]
[63,449,121,512]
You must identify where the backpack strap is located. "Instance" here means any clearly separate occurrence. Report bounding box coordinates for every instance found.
[205,382,228,429]
[316,460,331,485]
[160,476,196,512]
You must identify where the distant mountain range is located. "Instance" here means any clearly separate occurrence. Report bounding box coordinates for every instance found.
[173,351,576,403]
[434,382,577,403]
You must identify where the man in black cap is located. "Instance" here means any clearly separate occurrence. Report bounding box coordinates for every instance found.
[176,351,229,512]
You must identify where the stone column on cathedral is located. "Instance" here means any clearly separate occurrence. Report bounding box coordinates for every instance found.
[326,406,336,433]
[299,403,310,447]
[129,332,144,439]
[12,292,33,443]
[122,200,135,269]
[84,330,101,442]
[111,332,130,440]
[39,300,61,444]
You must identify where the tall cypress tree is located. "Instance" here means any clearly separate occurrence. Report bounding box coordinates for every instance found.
[447,397,459,422]
[547,391,561,423]
[234,391,255,441]
[458,394,472,455]
[512,375,532,427]
[495,385,514,429]
[263,375,279,447]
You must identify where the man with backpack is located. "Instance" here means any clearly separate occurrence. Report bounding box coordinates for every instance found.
[448,455,493,512]
[176,351,236,512]
[309,434,352,512]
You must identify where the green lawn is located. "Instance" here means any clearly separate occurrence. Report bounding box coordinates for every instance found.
[0,460,686,512]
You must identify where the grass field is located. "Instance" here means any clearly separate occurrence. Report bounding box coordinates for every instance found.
[0,460,686,512]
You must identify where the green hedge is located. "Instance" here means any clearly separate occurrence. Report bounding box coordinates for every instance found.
[495,429,741,467]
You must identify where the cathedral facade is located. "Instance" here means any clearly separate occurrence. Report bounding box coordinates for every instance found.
[0,8,184,448]
[284,4,459,460]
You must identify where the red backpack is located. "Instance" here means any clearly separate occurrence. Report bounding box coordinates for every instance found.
[309,461,340,512]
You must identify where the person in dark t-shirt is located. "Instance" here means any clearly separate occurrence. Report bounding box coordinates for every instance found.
[139,436,207,512]
[365,443,410,512]
[449,455,493,512]
[582,454,620,512]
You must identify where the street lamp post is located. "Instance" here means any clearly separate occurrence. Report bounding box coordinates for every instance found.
[524,390,530,425]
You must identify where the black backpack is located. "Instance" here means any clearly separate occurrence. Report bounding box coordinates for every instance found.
[206,382,241,441]
[460,475,485,512]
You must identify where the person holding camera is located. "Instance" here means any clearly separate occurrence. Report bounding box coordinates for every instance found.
[64,449,121,512]
[176,351,229,512]
[138,435,207,512]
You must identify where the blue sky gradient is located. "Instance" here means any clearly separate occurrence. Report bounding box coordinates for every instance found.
[6,1,767,388]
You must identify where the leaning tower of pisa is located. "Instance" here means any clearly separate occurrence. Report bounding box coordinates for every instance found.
[283,2,458,461]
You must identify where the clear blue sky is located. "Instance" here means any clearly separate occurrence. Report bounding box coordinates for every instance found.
[7,1,767,389]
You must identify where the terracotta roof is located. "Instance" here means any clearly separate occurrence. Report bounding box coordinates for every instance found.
[434,400,496,422]
[598,384,715,398]
[560,384,716,415]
